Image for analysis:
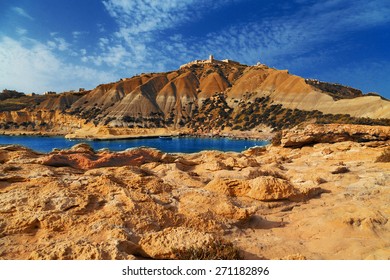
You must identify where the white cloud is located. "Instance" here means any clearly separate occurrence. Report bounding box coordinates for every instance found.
[47,40,56,49]
[98,37,110,50]
[100,0,200,69]
[47,32,82,54]
[96,0,241,72]
[102,0,240,41]
[97,23,106,33]
[16,28,28,36]
[4,0,388,96]
[55,37,71,51]
[11,7,34,20]
[0,36,116,93]
[94,44,131,67]
[96,0,390,76]
[72,31,82,39]
[46,36,72,52]
[103,0,193,34]
[170,0,390,68]
[72,31,88,41]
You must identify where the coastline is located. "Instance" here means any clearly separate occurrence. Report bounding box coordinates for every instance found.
[0,127,275,141]
[0,128,270,154]
[0,130,65,137]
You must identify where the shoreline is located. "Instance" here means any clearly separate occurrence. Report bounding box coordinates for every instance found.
[0,130,270,154]
[0,130,65,137]
[0,128,274,142]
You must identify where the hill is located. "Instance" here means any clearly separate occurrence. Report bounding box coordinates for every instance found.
[1,57,389,137]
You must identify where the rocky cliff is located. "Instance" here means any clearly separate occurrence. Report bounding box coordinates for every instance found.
[280,124,390,148]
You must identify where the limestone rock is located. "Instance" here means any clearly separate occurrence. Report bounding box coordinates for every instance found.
[205,176,304,201]
[139,227,214,259]
[247,176,298,201]
[281,124,390,148]
[1,140,389,260]
[177,189,254,222]
[40,145,164,169]
[205,178,250,197]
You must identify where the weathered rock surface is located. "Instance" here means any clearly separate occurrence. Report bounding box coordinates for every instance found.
[40,145,165,169]
[139,227,214,259]
[205,176,303,201]
[281,124,390,148]
[0,140,389,260]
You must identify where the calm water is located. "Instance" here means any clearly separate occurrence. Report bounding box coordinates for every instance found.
[0,135,268,153]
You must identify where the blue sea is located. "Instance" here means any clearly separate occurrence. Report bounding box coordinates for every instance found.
[0,135,268,153]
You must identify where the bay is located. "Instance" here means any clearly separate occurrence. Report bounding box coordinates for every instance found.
[0,135,268,153]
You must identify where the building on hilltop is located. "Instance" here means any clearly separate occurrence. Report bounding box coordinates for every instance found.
[221,59,240,64]
[180,55,240,69]
[44,91,57,95]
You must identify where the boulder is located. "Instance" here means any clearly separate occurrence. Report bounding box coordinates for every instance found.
[206,176,301,201]
[40,146,165,169]
[246,176,298,201]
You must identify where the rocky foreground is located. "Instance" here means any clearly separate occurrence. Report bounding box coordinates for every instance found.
[0,124,389,260]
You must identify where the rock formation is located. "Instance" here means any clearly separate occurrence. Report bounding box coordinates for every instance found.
[281,124,390,148]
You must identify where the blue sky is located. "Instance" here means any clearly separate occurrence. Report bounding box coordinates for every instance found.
[0,0,389,99]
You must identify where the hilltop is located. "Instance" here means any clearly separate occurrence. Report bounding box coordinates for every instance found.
[1,57,389,138]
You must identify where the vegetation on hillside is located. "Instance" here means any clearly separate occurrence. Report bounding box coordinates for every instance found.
[188,93,390,133]
[0,89,25,101]
[1,63,390,132]
[0,95,48,112]
[305,80,363,100]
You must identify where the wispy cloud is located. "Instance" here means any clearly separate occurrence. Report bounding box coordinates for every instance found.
[97,0,241,72]
[97,23,106,33]
[103,0,190,34]
[11,7,34,20]
[47,37,71,51]
[16,27,28,36]
[188,0,390,67]
[102,0,236,35]
[72,31,88,41]
[3,0,388,95]
[0,37,116,93]
[96,0,390,75]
